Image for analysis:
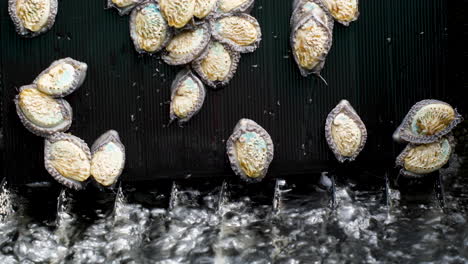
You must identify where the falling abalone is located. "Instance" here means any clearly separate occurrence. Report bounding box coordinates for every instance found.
[325,100,367,163]
[162,23,211,65]
[217,0,254,14]
[169,69,206,124]
[191,41,240,88]
[396,136,453,178]
[90,130,126,187]
[15,85,73,137]
[8,0,58,37]
[226,119,274,182]
[393,99,462,144]
[107,0,142,16]
[130,1,172,54]
[320,0,359,26]
[159,0,195,29]
[44,133,91,190]
[211,14,262,53]
[33,58,88,98]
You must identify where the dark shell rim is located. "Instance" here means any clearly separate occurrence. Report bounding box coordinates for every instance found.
[162,23,211,65]
[194,0,219,19]
[321,0,360,26]
[290,0,334,33]
[14,84,73,138]
[191,40,241,88]
[8,0,58,38]
[395,135,454,177]
[33,57,88,98]
[290,14,333,77]
[215,0,255,15]
[107,0,143,16]
[210,13,262,54]
[226,118,274,182]
[90,130,126,187]
[324,100,367,163]
[129,1,173,54]
[393,99,463,144]
[44,133,92,190]
[169,69,207,124]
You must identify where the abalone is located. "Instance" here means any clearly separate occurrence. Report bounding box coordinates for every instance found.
[191,41,240,88]
[321,0,359,26]
[162,24,210,65]
[130,1,171,54]
[8,0,58,37]
[325,100,367,162]
[211,14,262,53]
[159,0,195,29]
[169,69,206,124]
[396,136,453,177]
[33,58,88,98]
[44,133,91,190]
[14,85,73,137]
[291,14,332,77]
[107,0,142,15]
[226,119,274,182]
[393,100,462,144]
[194,0,217,19]
[90,130,126,187]
[217,0,254,14]
[291,0,334,32]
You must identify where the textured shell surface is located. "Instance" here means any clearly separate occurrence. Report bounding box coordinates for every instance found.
[34,58,88,98]
[170,69,206,123]
[217,0,254,13]
[211,14,261,53]
[15,85,72,137]
[291,15,332,77]
[291,0,333,32]
[325,100,367,163]
[321,0,359,25]
[226,119,274,182]
[8,0,58,37]
[130,2,171,53]
[91,130,126,187]
[396,137,453,177]
[192,41,240,88]
[163,24,210,65]
[393,99,462,144]
[44,133,91,190]
[159,0,195,28]
[194,0,217,19]
[107,0,142,15]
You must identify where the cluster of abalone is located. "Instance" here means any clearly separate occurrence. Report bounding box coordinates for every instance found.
[290,0,359,81]
[14,59,126,190]
[393,100,462,177]
[325,100,367,163]
[8,0,59,37]
[226,119,274,182]
[107,0,261,89]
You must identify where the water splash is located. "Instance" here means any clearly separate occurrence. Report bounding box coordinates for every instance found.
[0,179,13,222]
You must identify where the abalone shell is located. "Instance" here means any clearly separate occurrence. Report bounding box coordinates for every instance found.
[325,100,367,163]
[169,69,206,124]
[33,58,88,98]
[44,133,91,190]
[291,0,334,32]
[194,0,217,19]
[396,136,454,178]
[91,130,126,187]
[211,14,262,53]
[290,14,332,78]
[14,85,73,137]
[162,23,211,65]
[8,0,58,37]
[191,41,240,88]
[321,0,359,26]
[226,119,274,182]
[107,0,142,16]
[159,0,195,28]
[130,1,172,54]
[393,99,462,144]
[217,0,254,14]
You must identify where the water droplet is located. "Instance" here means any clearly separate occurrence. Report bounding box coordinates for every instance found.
[132,82,137,87]
[130,114,135,122]
[251,64,258,68]
[386,37,392,43]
